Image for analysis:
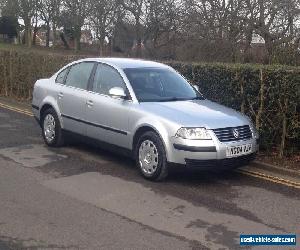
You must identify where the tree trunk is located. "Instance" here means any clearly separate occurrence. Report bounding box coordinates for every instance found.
[136,38,142,57]
[24,19,32,48]
[279,97,288,158]
[264,35,274,64]
[27,26,32,48]
[110,38,114,56]
[32,24,38,46]
[52,23,57,47]
[46,22,50,47]
[256,69,265,130]
[2,57,8,96]
[243,29,253,63]
[231,45,237,63]
[5,50,14,96]
[60,33,70,49]
[17,31,22,44]
[99,27,106,56]
[135,16,142,57]
[75,36,81,52]
[240,76,245,113]
[99,37,105,56]
[74,25,81,52]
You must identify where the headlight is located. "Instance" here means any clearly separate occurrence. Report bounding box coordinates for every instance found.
[176,128,212,140]
[246,117,259,140]
[251,125,259,139]
[247,119,259,139]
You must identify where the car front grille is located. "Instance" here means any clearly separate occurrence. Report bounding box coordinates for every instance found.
[213,125,252,142]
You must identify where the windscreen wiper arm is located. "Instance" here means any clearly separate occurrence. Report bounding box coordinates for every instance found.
[190,96,205,100]
[158,97,185,102]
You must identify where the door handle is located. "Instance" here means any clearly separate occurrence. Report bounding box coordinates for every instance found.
[86,100,94,107]
[58,92,64,99]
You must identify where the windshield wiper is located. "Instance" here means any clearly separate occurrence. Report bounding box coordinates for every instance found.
[190,96,205,100]
[158,97,186,102]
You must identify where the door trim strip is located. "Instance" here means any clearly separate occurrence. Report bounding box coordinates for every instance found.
[61,114,128,135]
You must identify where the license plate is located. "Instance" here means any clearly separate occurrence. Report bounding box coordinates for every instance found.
[226,144,252,158]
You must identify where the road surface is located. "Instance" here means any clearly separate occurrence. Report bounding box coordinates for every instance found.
[0,104,299,249]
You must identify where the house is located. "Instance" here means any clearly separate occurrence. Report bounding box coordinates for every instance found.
[0,16,18,43]
[34,28,67,47]
[251,34,265,45]
[246,33,267,63]
[81,30,93,45]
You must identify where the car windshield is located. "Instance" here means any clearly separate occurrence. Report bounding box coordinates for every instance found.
[124,68,204,102]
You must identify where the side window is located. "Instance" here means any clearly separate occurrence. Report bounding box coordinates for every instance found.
[92,64,126,96]
[56,68,69,84]
[65,62,95,90]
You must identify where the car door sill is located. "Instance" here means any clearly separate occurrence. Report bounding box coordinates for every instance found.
[62,129,134,159]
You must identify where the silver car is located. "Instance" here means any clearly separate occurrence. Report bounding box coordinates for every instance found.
[32,58,259,181]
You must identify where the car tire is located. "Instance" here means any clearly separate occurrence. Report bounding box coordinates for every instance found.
[41,108,64,147]
[136,131,168,181]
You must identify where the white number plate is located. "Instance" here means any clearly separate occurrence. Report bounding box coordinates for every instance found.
[226,144,252,158]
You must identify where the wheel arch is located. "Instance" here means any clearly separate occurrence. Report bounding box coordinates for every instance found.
[39,99,63,128]
[40,104,53,117]
[132,124,170,161]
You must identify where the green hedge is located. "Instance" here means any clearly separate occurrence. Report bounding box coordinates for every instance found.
[0,49,299,157]
[0,50,79,99]
[168,62,300,157]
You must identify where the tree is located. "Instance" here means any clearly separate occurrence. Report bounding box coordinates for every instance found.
[0,0,19,17]
[51,0,61,47]
[89,0,119,56]
[17,0,39,47]
[118,0,146,57]
[62,0,92,51]
[39,0,61,47]
[144,0,180,58]
[245,0,300,63]
[181,0,248,62]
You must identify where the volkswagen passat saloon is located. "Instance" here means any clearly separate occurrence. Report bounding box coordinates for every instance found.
[32,58,259,181]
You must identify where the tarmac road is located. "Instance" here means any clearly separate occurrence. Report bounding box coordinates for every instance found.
[0,104,299,250]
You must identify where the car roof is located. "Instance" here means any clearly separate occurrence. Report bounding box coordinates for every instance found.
[80,58,170,70]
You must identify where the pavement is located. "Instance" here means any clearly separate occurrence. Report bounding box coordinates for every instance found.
[0,99,299,250]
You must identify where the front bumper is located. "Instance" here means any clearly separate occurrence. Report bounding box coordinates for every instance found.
[184,153,256,170]
[167,131,258,167]
[32,104,40,120]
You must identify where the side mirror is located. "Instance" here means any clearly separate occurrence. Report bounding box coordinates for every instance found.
[193,85,200,92]
[109,87,127,99]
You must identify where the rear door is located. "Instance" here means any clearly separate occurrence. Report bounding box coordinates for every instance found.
[85,63,131,149]
[58,62,95,135]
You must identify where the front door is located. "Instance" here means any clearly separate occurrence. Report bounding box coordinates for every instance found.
[85,63,131,149]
